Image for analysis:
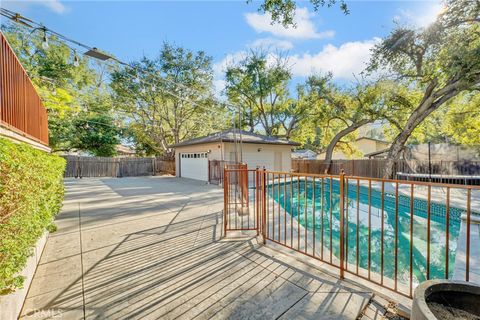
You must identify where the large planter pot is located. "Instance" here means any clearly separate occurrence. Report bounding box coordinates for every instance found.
[411,280,480,320]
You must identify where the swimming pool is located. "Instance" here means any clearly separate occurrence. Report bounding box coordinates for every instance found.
[268,178,468,286]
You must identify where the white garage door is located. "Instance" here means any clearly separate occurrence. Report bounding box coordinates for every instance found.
[180,152,208,181]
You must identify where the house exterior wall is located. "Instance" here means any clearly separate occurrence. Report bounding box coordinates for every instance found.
[317,151,348,160]
[355,139,389,156]
[174,142,224,177]
[0,126,51,152]
[223,143,292,172]
[174,142,293,177]
[317,139,390,160]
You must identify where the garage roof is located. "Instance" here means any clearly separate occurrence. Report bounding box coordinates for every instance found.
[172,129,300,147]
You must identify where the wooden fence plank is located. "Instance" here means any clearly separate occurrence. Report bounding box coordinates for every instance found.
[63,156,175,178]
[292,159,480,179]
[64,157,480,181]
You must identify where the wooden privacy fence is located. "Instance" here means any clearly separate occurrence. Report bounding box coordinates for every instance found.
[208,160,237,185]
[0,33,49,145]
[155,157,175,175]
[63,156,175,178]
[293,159,480,180]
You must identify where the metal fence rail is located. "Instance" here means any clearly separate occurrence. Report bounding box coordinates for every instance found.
[223,168,261,233]
[1,33,48,145]
[224,167,480,298]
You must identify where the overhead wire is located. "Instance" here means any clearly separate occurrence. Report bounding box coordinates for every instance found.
[0,8,235,113]
[1,8,244,160]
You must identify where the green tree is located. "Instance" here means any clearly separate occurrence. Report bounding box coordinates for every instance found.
[111,42,227,157]
[302,75,391,167]
[69,94,121,157]
[251,0,348,27]
[441,93,480,146]
[399,92,480,146]
[367,0,480,177]
[72,114,120,157]
[225,51,308,139]
[1,24,121,155]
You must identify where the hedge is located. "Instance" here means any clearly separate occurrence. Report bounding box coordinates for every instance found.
[0,138,66,294]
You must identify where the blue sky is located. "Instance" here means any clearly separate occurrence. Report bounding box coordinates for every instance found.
[2,0,442,91]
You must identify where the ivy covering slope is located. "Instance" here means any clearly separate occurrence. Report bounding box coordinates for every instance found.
[0,138,66,294]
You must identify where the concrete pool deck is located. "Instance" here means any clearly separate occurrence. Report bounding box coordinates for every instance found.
[17,177,377,320]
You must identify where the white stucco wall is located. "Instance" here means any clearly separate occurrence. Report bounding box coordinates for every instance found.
[174,142,224,177]
[174,142,293,176]
[223,143,292,172]
[317,139,390,160]
[355,139,389,156]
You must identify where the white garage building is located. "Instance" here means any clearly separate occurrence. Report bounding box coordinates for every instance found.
[172,129,299,181]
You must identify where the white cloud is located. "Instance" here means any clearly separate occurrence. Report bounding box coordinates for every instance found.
[213,51,247,78]
[212,37,379,90]
[396,2,444,29]
[2,0,67,14]
[289,38,380,80]
[213,79,226,97]
[245,7,334,40]
[249,38,294,51]
[42,0,66,13]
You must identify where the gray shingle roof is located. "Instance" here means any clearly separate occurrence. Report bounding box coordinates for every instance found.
[172,129,300,147]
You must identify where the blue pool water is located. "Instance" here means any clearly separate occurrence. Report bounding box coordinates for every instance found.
[269,178,469,285]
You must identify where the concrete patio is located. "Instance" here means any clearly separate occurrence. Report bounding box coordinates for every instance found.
[19,177,376,320]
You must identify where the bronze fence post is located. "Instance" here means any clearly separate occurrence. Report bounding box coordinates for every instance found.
[256,168,260,236]
[339,170,345,279]
[262,167,267,245]
[223,166,228,237]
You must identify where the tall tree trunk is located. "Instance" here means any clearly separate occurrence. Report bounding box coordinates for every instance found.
[382,81,462,178]
[323,119,372,173]
[383,103,440,178]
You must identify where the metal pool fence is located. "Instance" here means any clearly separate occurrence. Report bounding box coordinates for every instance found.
[223,167,261,233]
[223,167,480,298]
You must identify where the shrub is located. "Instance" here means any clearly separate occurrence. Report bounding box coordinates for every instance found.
[0,138,66,294]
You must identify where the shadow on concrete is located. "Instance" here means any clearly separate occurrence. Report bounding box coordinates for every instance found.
[20,177,371,320]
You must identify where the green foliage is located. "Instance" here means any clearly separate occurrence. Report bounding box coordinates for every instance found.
[69,94,121,156]
[0,138,66,294]
[252,0,348,27]
[225,51,308,138]
[72,113,120,157]
[442,93,480,146]
[1,24,121,155]
[294,74,389,157]
[367,0,480,107]
[364,0,480,176]
[111,42,227,156]
[405,92,480,145]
